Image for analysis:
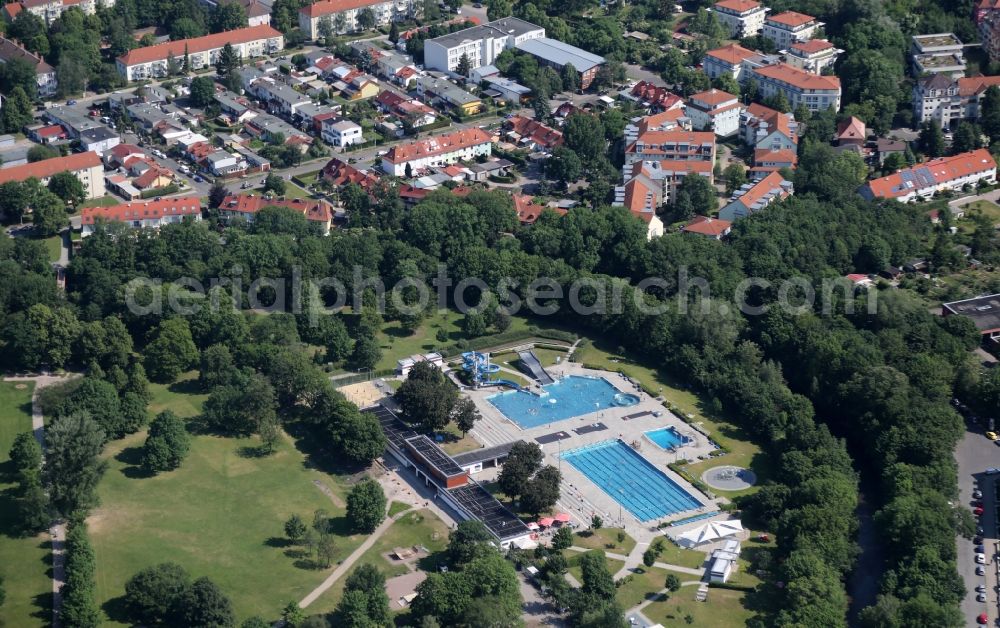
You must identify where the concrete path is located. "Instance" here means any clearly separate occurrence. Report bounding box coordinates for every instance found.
[298,514,395,609]
[4,373,76,628]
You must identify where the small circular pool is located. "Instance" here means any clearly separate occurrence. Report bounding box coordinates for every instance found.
[613,393,640,407]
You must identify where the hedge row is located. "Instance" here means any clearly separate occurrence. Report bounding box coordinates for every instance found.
[140,183,180,199]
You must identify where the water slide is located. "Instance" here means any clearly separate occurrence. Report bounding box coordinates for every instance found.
[517,350,554,385]
[480,379,523,390]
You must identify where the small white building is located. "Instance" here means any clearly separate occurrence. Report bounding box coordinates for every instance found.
[783,39,842,75]
[708,540,741,583]
[684,89,743,137]
[381,128,492,176]
[396,352,445,377]
[321,118,363,147]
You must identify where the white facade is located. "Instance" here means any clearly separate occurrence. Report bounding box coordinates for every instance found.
[298,0,415,40]
[116,27,284,81]
[381,130,493,176]
[783,41,842,75]
[423,17,545,74]
[750,63,841,111]
[321,118,363,147]
[21,0,113,23]
[761,13,822,50]
[684,90,743,137]
[711,0,768,38]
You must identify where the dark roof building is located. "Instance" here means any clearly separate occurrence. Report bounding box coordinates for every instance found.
[943,294,1000,339]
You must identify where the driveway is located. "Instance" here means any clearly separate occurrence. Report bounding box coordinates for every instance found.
[955,421,1000,624]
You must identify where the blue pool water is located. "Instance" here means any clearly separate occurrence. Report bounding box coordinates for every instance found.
[645,427,688,450]
[562,440,701,522]
[487,376,622,429]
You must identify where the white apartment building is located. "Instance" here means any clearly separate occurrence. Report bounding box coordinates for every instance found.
[423,17,544,75]
[81,197,202,237]
[750,62,841,111]
[710,0,768,38]
[0,151,105,199]
[684,89,743,137]
[860,149,996,202]
[381,128,492,176]
[762,11,822,49]
[702,43,765,81]
[7,0,113,24]
[321,118,364,147]
[0,37,56,97]
[298,0,415,40]
[912,74,1000,127]
[784,39,842,74]
[116,25,283,81]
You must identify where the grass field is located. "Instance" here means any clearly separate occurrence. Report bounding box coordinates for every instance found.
[657,542,708,570]
[615,566,677,609]
[90,376,365,625]
[573,340,771,496]
[565,549,625,583]
[40,235,61,263]
[965,199,1000,222]
[573,528,636,555]
[307,509,450,616]
[643,586,753,627]
[78,195,120,209]
[0,381,51,628]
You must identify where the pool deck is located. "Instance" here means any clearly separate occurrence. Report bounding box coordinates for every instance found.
[463,363,721,542]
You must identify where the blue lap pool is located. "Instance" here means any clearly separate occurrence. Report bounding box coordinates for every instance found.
[487,375,622,429]
[562,440,701,522]
[645,426,688,450]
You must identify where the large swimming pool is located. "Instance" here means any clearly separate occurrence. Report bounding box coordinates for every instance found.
[562,440,701,522]
[487,376,622,429]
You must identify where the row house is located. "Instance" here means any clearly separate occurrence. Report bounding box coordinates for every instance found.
[859,149,997,202]
[504,115,563,151]
[719,171,793,221]
[298,0,415,40]
[624,81,684,112]
[749,62,841,111]
[381,128,492,176]
[245,76,312,117]
[116,25,283,81]
[296,102,341,133]
[218,194,333,235]
[912,73,1000,127]
[0,151,105,199]
[376,90,438,127]
[4,0,113,24]
[684,89,743,137]
[81,197,201,237]
[624,129,715,166]
[783,39,842,74]
[762,11,822,50]
[710,0,768,38]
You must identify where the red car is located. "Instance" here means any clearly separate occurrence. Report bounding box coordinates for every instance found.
[978,613,988,625]
[975,507,985,516]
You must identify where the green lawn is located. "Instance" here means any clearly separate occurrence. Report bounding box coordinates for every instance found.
[387,501,410,518]
[306,509,451,615]
[91,429,360,625]
[247,182,312,201]
[964,199,1000,222]
[39,235,62,263]
[616,566,676,610]
[573,528,636,555]
[657,542,708,570]
[565,549,625,583]
[0,381,51,628]
[573,341,771,496]
[78,195,120,209]
[147,372,209,419]
[643,586,753,628]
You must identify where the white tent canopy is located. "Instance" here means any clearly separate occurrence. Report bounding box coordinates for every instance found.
[675,520,744,548]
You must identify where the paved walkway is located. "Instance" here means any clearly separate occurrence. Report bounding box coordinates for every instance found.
[4,373,77,628]
[298,514,395,609]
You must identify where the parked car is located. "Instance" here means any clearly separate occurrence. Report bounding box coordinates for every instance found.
[987,431,998,440]
[977,612,988,624]
[977,584,987,592]
[66,99,76,105]
[976,544,985,553]
[193,175,204,183]
[977,565,987,576]
[978,592,987,602]
[985,468,1000,475]
[976,553,987,564]
[974,489,983,499]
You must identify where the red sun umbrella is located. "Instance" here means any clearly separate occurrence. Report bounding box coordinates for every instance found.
[538,517,555,527]
[554,513,571,523]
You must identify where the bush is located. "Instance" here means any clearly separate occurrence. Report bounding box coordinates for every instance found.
[140,184,180,199]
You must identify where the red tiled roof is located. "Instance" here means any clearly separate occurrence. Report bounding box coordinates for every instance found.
[81,196,202,225]
[752,63,840,91]
[117,25,282,66]
[682,215,732,237]
[133,165,173,189]
[630,81,684,110]
[513,194,566,224]
[0,151,101,185]
[689,89,736,107]
[321,157,380,189]
[219,194,333,222]
[630,159,714,177]
[836,116,866,141]
[638,109,685,134]
[766,11,815,27]
[3,2,22,18]
[713,0,761,12]
[957,75,1000,97]
[865,149,997,199]
[35,124,66,138]
[506,115,563,149]
[300,0,385,18]
[731,171,789,207]
[627,129,716,157]
[790,39,834,54]
[705,43,758,65]
[754,148,798,165]
[383,128,492,165]
[109,143,143,160]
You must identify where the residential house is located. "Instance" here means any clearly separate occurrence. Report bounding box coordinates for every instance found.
[204,150,247,177]
[296,102,341,133]
[321,156,380,191]
[215,92,258,124]
[381,128,492,176]
[81,196,201,236]
[783,39,841,74]
[875,138,907,166]
[912,73,1000,127]
[28,123,67,144]
[762,11,822,49]
[246,77,312,117]
[218,194,333,235]
[414,75,481,115]
[682,215,732,239]
[749,62,841,111]
[740,103,798,150]
[835,116,866,146]
[0,151,105,198]
[105,143,145,169]
[504,115,563,151]
[321,117,364,147]
[513,194,567,224]
[464,159,512,182]
[911,33,966,78]
[625,81,684,112]
[616,159,714,210]
[376,90,437,127]
[245,112,312,147]
[423,17,544,75]
[298,0,415,40]
[624,129,716,166]
[710,0,768,38]
[0,37,56,96]
[684,89,743,137]
[751,148,797,177]
[859,148,997,202]
[79,127,120,154]
[116,25,283,80]
[719,171,793,221]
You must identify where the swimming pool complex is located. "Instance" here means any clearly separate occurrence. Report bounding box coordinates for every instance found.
[487,375,624,429]
[562,440,701,522]
[645,426,688,450]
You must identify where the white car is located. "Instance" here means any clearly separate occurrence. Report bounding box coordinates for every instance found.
[978,592,988,602]
[977,584,987,593]
[976,554,987,564]
[978,565,987,575]
[985,468,1000,475]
